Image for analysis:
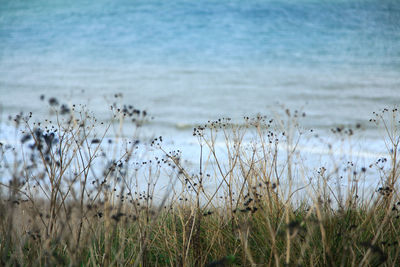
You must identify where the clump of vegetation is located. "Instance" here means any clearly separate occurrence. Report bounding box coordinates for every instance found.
[0,95,399,266]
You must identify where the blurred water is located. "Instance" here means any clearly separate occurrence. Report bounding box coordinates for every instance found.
[0,0,399,154]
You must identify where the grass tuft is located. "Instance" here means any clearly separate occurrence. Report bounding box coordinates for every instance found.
[0,98,399,266]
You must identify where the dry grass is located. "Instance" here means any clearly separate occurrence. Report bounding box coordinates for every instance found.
[0,97,399,266]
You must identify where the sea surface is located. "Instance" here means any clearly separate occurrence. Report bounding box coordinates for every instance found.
[1,0,400,159]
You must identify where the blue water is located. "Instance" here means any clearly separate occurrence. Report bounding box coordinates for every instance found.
[2,0,399,66]
[0,0,400,152]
